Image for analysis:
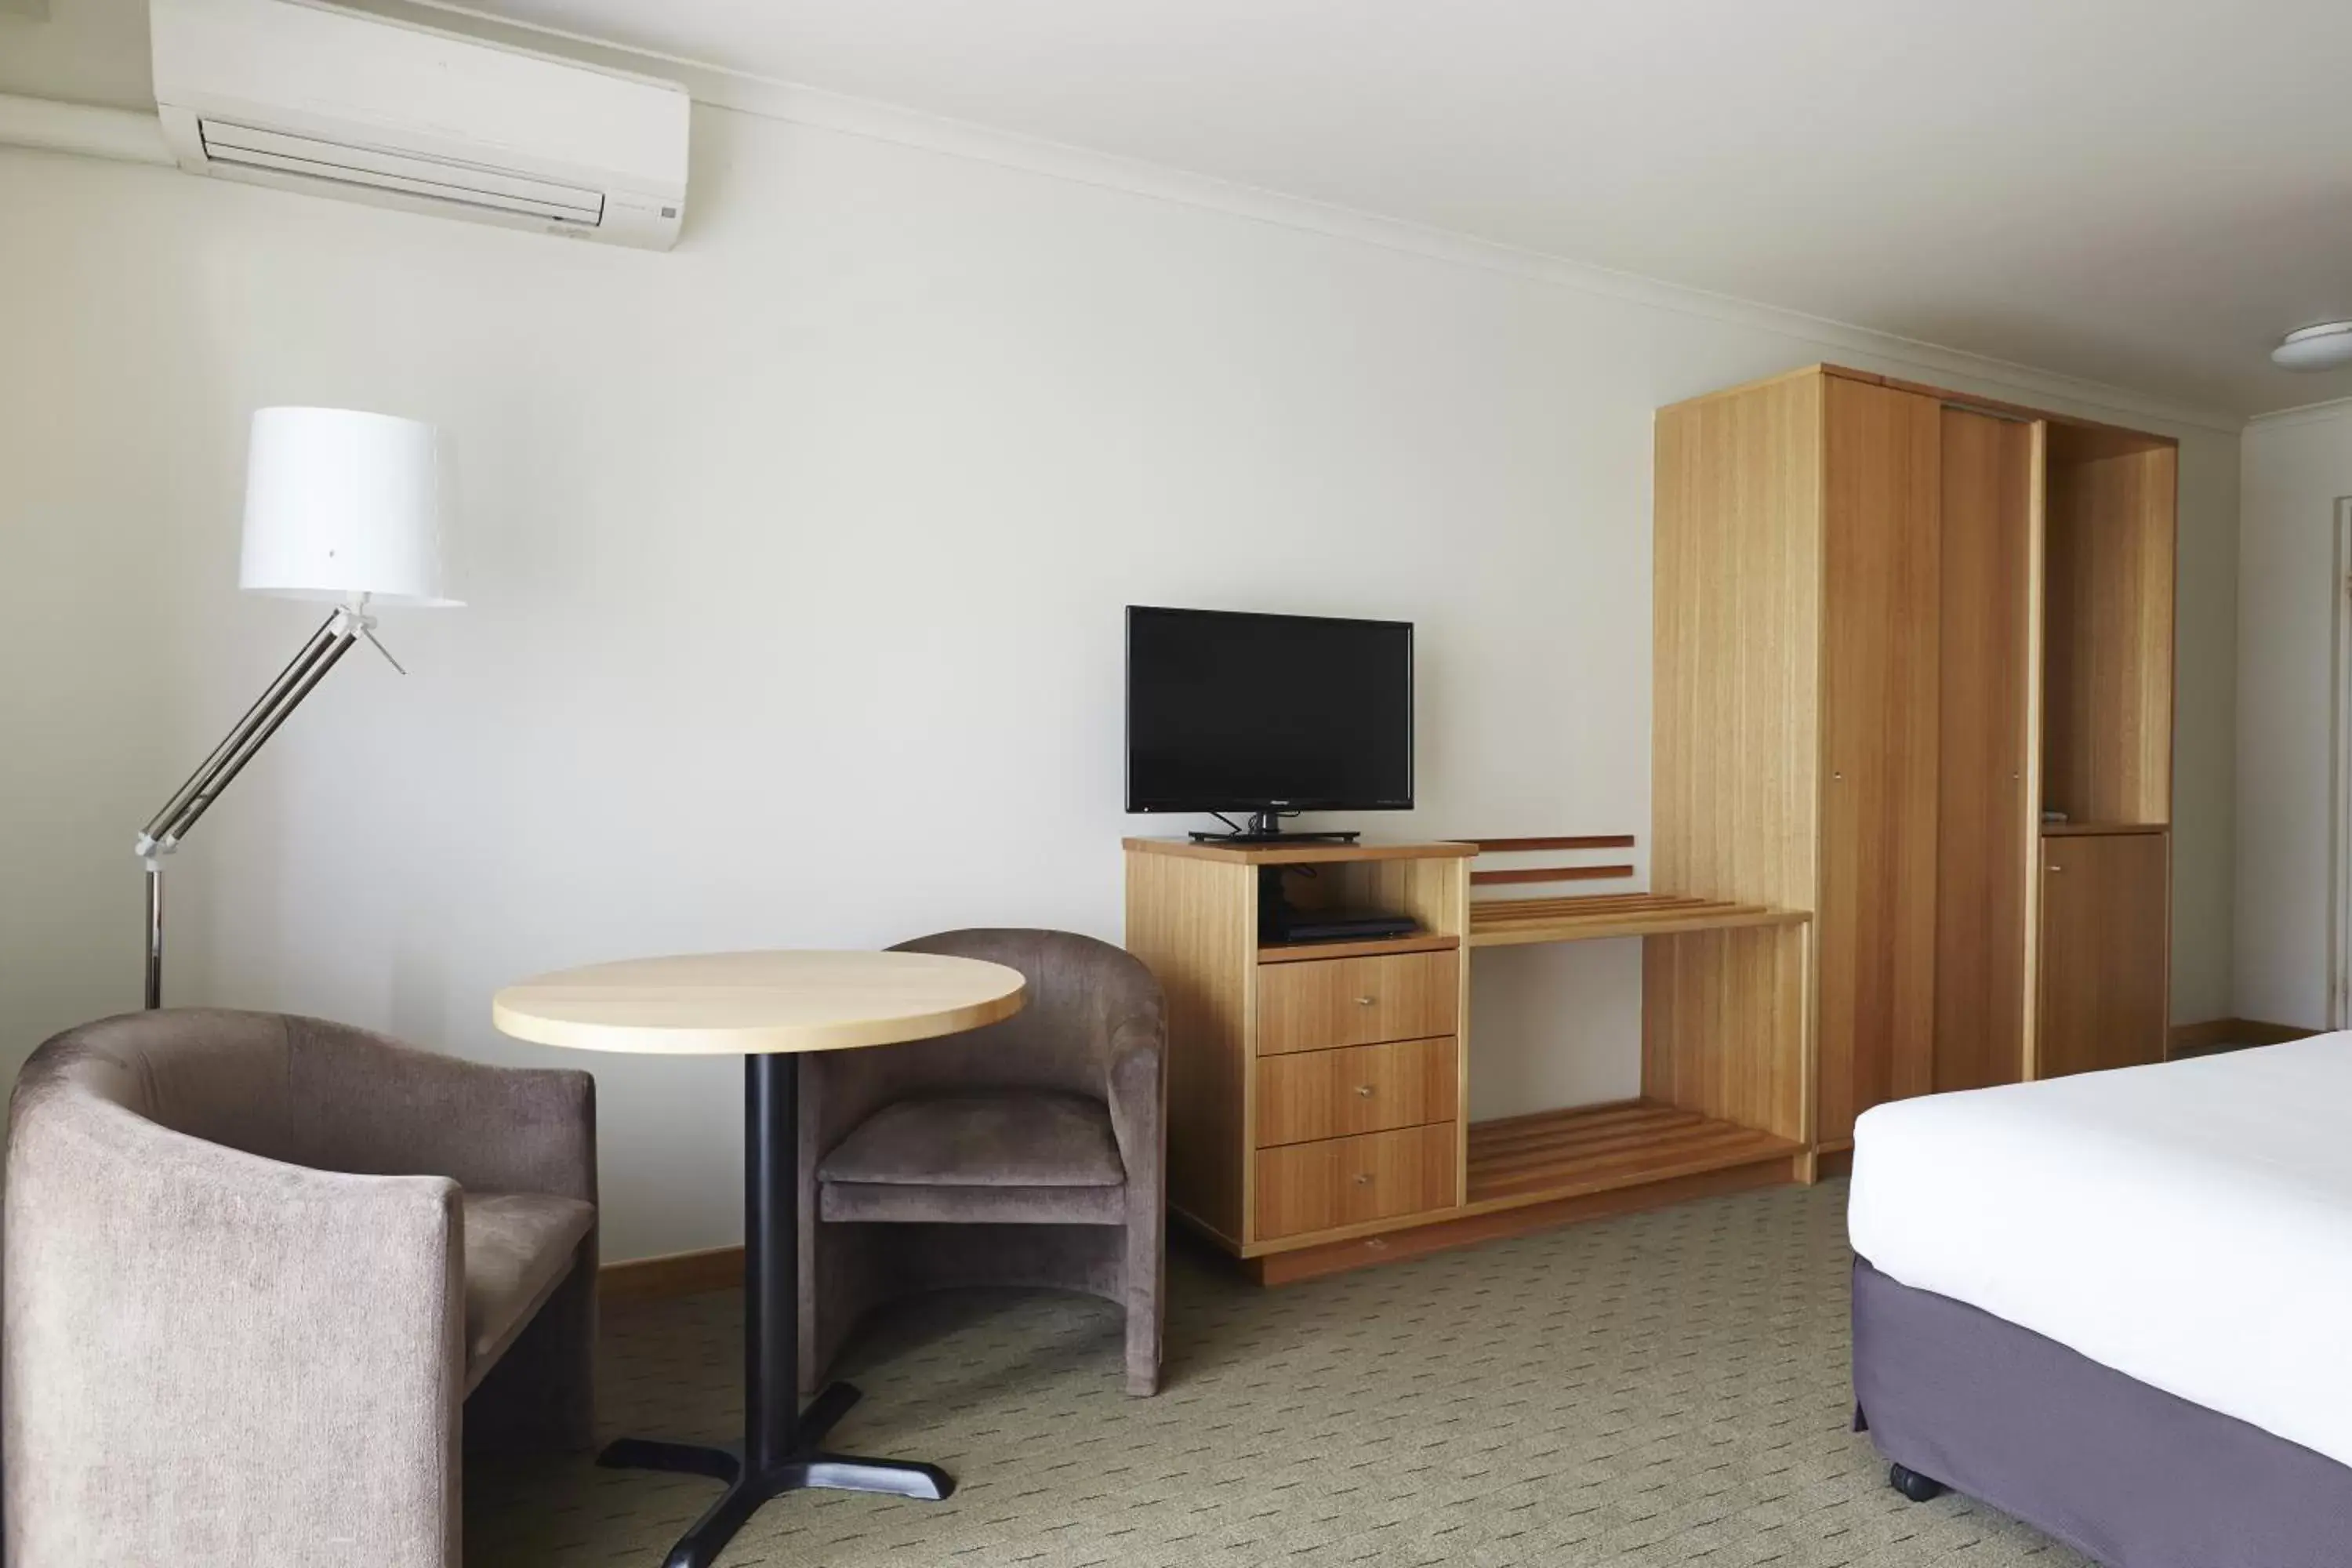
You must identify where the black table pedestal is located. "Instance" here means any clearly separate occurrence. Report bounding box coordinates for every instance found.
[597,1054,953,1568]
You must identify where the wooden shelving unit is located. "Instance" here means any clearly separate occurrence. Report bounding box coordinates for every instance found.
[1469,891,1807,948]
[1466,1100,1804,1212]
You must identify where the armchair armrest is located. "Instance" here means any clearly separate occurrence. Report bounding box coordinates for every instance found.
[1105,1011,1166,1180]
[285,1014,597,1203]
[4,1094,465,1566]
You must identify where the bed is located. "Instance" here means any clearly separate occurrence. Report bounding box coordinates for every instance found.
[1847,1034,2352,1567]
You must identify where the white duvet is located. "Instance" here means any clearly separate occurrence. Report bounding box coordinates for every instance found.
[1848,1034,2352,1469]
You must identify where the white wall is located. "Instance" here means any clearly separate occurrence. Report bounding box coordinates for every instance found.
[2234,403,2352,1026]
[0,103,2241,1260]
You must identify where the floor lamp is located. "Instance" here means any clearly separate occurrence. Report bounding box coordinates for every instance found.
[136,407,459,1009]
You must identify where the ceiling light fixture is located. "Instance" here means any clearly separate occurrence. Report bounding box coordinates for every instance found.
[2272,321,2352,372]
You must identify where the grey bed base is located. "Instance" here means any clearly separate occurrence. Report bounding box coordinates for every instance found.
[1852,1257,2352,1567]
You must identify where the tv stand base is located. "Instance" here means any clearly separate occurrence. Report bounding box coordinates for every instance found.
[1187,809,1363,844]
[1187,829,1363,844]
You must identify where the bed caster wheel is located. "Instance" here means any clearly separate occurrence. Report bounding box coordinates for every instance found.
[1889,1462,1947,1503]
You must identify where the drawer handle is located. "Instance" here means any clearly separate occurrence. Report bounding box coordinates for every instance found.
[1355,1083,1377,1098]
[1354,995,1377,1007]
[1352,1172,1374,1185]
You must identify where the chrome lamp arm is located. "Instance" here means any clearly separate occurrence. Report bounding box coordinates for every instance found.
[133,598,401,1009]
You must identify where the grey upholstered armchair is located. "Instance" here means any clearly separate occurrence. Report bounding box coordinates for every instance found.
[798,929,1167,1396]
[3,1009,598,1568]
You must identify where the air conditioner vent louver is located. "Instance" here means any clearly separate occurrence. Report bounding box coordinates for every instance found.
[198,120,606,226]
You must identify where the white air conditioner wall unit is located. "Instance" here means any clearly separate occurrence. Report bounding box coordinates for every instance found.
[149,0,689,249]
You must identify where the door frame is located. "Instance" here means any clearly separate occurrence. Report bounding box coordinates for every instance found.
[2329,499,2352,1029]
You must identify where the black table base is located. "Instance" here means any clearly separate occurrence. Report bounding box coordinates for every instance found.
[597,1054,954,1568]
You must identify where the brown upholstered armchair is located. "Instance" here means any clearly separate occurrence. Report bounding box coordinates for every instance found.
[3,1009,598,1567]
[798,929,1167,1396]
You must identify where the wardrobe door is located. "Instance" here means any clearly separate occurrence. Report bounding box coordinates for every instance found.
[1933,409,2037,1092]
[2036,829,2169,1077]
[1818,377,1940,1146]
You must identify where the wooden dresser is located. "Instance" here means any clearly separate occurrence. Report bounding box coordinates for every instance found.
[1124,839,1475,1260]
[1126,836,1813,1280]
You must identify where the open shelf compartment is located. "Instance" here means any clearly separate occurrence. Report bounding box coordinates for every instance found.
[2040,423,2175,829]
[1466,1099,1804,1214]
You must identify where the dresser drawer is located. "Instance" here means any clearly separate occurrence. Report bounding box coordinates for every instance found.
[1256,949,1459,1055]
[1253,1123,1457,1241]
[1254,1035,1458,1148]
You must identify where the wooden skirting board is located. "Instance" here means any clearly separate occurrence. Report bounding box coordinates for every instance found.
[600,1244,742,1302]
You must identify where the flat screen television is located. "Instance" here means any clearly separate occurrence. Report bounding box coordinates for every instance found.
[1125,605,1413,836]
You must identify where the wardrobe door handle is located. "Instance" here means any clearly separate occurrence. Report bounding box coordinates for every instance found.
[1355,1083,1377,1098]
[1352,1172,1374,1186]
[1354,996,1377,1007]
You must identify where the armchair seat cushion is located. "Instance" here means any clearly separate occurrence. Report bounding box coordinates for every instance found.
[820,1179,1127,1225]
[818,1091,1125,1189]
[462,1191,597,1388]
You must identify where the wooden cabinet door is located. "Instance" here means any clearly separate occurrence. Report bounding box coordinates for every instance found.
[2036,831,2169,1077]
[1933,409,2037,1092]
[1818,377,1942,1145]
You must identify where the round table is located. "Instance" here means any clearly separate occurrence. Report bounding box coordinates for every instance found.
[492,949,1026,1568]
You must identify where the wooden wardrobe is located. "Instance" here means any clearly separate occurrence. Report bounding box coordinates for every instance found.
[1654,364,2176,1154]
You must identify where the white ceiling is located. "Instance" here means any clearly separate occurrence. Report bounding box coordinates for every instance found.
[12,0,2352,416]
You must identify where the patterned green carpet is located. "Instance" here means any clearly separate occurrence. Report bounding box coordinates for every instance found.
[466,1179,2082,1566]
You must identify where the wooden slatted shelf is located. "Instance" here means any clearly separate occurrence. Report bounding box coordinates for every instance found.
[1465,1098,1804,1214]
[1468,864,1636,886]
[1467,891,1809,948]
[1463,833,1639,890]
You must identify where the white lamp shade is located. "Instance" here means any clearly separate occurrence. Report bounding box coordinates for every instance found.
[238,407,459,607]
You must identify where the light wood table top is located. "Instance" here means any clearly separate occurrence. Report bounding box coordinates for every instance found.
[492,949,1026,1056]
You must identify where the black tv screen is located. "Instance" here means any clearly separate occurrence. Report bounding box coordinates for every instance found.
[1125,606,1414,815]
